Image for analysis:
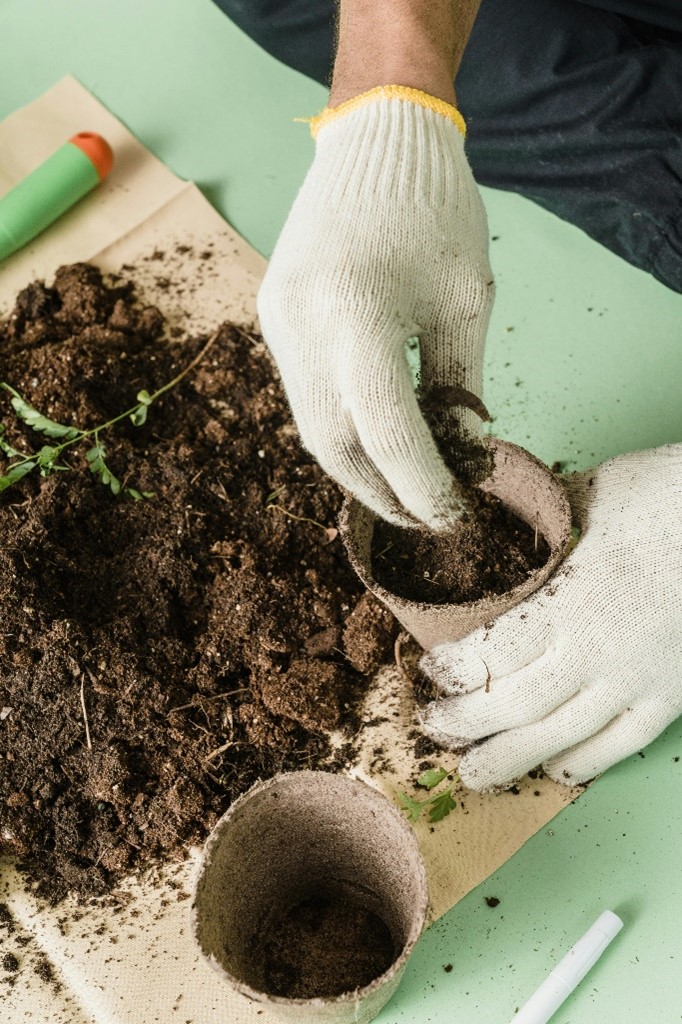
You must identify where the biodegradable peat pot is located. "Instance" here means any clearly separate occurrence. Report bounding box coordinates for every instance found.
[191,770,428,1024]
[340,438,572,650]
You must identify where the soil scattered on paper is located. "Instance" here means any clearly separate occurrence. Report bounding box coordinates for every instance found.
[372,488,550,605]
[0,263,398,903]
[260,894,396,998]
[2,952,19,973]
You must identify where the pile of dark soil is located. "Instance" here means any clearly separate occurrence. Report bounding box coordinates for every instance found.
[372,489,550,605]
[0,264,397,903]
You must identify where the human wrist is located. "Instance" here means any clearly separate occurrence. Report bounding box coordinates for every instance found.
[330,42,457,108]
[329,0,481,108]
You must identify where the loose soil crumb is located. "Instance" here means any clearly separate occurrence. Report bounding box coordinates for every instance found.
[411,733,441,759]
[260,895,396,998]
[372,488,550,605]
[2,952,19,972]
[343,593,397,675]
[33,955,60,989]
[0,264,398,902]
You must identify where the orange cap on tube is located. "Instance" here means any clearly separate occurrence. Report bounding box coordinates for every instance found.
[69,132,114,181]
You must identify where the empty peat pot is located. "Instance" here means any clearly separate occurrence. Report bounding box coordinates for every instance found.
[340,438,573,650]
[191,770,428,1024]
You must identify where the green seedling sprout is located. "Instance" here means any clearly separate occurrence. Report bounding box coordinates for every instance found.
[399,765,459,824]
[0,329,218,499]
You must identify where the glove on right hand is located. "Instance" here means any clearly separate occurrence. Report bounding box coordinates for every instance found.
[257,89,494,529]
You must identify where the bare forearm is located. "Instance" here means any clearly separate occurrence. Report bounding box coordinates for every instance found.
[330,0,482,107]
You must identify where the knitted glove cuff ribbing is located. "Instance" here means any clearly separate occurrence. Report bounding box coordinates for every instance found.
[305,86,467,139]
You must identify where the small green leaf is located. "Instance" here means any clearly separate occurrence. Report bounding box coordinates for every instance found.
[398,792,426,824]
[124,488,155,501]
[129,405,147,427]
[37,445,58,467]
[30,415,76,439]
[0,460,37,492]
[136,389,152,406]
[2,384,79,440]
[427,789,457,823]
[265,484,286,505]
[37,445,60,477]
[417,767,449,791]
[86,445,103,464]
[86,443,122,498]
[86,446,108,478]
[0,425,22,459]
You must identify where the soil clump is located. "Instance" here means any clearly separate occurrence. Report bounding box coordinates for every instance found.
[0,263,398,903]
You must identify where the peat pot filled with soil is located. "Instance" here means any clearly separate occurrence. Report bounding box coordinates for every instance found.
[340,439,573,650]
[191,771,428,1024]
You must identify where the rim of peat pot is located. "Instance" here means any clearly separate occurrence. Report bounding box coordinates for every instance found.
[339,437,573,650]
[190,770,429,1024]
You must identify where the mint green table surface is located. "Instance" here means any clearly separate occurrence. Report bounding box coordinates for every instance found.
[2,1,681,1020]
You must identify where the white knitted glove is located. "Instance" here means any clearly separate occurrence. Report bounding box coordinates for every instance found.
[257,88,494,529]
[419,445,682,790]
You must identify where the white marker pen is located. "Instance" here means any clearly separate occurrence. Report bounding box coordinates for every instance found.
[510,910,624,1024]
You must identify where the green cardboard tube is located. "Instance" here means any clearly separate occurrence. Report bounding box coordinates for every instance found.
[0,132,114,261]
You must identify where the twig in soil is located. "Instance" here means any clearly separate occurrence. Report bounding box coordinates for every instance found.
[412,570,440,587]
[266,503,336,541]
[94,844,113,867]
[394,632,415,686]
[374,541,394,561]
[187,719,211,738]
[167,690,248,715]
[213,479,230,504]
[204,741,235,762]
[83,664,99,688]
[534,511,539,552]
[233,325,262,347]
[0,328,220,499]
[79,677,92,751]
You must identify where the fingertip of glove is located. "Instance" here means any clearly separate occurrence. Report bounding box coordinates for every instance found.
[419,651,467,695]
[423,495,469,532]
[543,761,596,788]
[418,704,470,751]
[457,750,521,794]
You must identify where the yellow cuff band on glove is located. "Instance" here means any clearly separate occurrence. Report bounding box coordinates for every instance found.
[303,86,467,139]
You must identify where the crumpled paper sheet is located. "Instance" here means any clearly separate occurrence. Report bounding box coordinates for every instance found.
[0,76,263,327]
[0,78,582,1024]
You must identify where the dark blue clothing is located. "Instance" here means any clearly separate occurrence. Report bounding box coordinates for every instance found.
[214,0,682,292]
